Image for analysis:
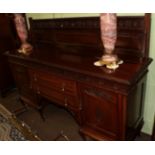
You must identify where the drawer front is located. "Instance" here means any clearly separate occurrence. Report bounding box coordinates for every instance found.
[63,79,77,96]
[30,69,78,96]
[36,83,80,109]
[29,69,80,109]
[65,95,80,109]
[38,84,66,107]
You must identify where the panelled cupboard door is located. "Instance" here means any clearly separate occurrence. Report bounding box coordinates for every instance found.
[80,85,119,139]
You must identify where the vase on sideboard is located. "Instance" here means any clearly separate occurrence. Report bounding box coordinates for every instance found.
[14,13,32,55]
[94,13,123,69]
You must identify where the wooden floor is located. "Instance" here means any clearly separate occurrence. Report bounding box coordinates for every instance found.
[0,89,151,141]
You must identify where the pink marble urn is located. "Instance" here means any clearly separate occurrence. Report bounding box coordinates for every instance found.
[14,13,32,55]
[100,13,118,64]
[94,13,123,69]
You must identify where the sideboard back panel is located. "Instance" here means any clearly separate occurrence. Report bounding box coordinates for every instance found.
[29,14,151,62]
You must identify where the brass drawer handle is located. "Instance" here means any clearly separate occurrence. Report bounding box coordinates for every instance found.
[61,87,65,92]
[61,83,65,92]
[37,87,40,94]
[65,97,68,107]
[34,75,37,81]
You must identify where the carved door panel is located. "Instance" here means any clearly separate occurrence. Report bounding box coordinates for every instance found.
[80,85,119,138]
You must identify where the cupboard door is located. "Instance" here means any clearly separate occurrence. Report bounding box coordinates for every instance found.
[81,85,119,138]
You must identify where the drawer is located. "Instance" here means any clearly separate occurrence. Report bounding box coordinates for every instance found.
[37,84,80,109]
[66,95,80,109]
[30,69,78,96]
[37,84,65,107]
[62,79,77,96]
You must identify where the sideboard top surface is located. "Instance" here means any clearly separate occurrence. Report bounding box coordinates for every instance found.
[6,44,152,86]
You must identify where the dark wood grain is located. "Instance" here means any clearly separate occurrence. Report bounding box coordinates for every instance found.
[5,14,152,140]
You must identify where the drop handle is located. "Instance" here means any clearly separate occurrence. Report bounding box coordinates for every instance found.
[61,83,65,92]
[64,97,68,107]
[34,77,37,81]
[37,87,40,94]
[61,87,65,92]
[33,74,37,81]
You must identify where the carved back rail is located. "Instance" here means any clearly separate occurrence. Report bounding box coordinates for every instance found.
[29,14,151,62]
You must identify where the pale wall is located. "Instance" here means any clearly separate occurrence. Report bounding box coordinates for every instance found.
[26,13,155,135]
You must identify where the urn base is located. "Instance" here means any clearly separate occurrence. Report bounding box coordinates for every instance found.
[94,54,123,70]
[18,43,33,55]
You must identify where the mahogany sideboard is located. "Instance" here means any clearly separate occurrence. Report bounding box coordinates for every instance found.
[5,14,152,140]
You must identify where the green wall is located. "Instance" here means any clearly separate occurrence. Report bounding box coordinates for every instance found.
[26,13,155,135]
